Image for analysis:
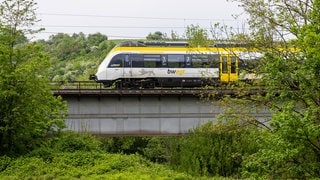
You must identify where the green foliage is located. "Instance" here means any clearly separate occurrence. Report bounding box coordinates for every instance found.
[142,137,172,163]
[146,31,165,40]
[54,131,102,153]
[0,151,193,179]
[0,156,11,172]
[1,132,181,179]
[27,131,102,163]
[37,32,116,81]
[0,0,67,155]
[99,137,171,163]
[185,25,211,47]
[99,137,148,154]
[170,120,262,177]
[229,0,320,178]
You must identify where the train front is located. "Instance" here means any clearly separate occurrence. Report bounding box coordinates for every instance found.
[89,47,118,86]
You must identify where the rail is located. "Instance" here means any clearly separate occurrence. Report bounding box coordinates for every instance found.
[50,81,265,96]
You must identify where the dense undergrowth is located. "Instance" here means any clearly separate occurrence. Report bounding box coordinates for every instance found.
[0,120,262,179]
[1,118,319,179]
[0,132,193,180]
[0,152,193,179]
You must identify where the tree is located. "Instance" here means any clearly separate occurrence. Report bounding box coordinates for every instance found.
[146,31,165,40]
[0,0,67,155]
[181,0,320,178]
[228,0,320,178]
[185,25,211,47]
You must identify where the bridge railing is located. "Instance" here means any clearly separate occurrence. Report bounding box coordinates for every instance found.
[50,81,106,90]
[50,81,266,96]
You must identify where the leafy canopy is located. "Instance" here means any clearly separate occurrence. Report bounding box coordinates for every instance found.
[228,0,320,178]
[0,0,67,155]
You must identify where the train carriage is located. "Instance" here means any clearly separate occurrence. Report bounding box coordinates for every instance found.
[90,41,260,88]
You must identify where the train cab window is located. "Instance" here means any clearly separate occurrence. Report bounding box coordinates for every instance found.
[124,55,131,67]
[108,54,124,67]
[143,54,161,68]
[168,54,185,68]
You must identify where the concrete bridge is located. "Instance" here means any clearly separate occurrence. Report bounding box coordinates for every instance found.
[52,82,270,136]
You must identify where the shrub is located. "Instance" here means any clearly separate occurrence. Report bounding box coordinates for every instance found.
[0,152,193,179]
[54,131,102,152]
[169,121,262,177]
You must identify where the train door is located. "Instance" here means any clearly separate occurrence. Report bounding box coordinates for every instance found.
[220,55,238,82]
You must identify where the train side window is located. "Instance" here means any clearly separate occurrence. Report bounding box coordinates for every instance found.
[191,55,202,68]
[239,58,259,72]
[191,54,210,68]
[108,54,124,67]
[131,54,144,67]
[143,54,161,68]
[210,54,220,68]
[168,54,185,68]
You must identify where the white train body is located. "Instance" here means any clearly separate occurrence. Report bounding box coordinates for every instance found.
[91,42,261,88]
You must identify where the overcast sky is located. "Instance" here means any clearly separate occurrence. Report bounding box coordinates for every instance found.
[34,0,246,40]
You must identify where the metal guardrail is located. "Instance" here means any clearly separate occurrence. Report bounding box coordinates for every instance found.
[51,81,265,96]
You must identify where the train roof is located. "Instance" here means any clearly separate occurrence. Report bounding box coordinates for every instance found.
[117,41,249,48]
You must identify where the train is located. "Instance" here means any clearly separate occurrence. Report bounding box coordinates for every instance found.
[89,41,261,88]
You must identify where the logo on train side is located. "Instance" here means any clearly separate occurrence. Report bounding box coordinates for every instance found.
[167,69,185,75]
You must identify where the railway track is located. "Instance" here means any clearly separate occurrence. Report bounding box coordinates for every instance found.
[51,81,265,97]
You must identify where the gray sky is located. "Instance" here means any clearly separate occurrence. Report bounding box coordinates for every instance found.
[34,0,246,40]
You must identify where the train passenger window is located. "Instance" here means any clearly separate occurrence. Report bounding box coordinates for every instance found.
[108,54,124,67]
[143,54,161,68]
[209,54,220,68]
[168,55,185,68]
[191,54,210,68]
[239,58,259,71]
[131,54,144,67]
[191,56,202,68]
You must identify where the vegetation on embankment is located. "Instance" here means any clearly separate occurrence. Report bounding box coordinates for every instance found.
[0,132,185,180]
[0,118,264,180]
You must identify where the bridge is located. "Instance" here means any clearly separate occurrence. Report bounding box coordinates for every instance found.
[52,81,270,136]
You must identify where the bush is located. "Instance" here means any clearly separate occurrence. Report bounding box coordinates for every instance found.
[0,152,193,179]
[98,137,172,163]
[169,121,262,177]
[25,131,102,164]
[54,131,102,152]
[0,156,11,171]
[142,137,172,163]
[99,137,148,154]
